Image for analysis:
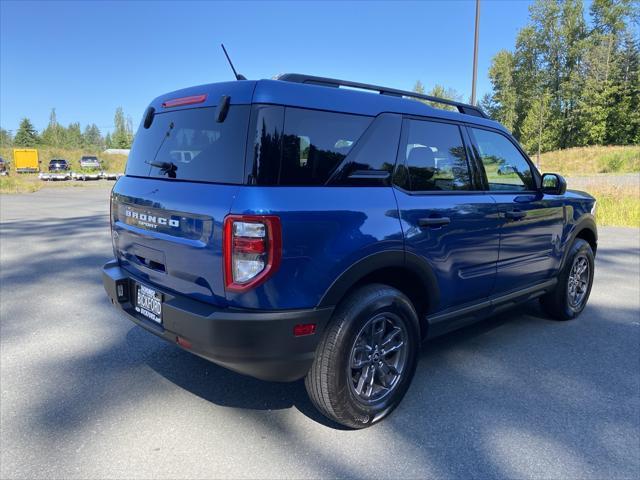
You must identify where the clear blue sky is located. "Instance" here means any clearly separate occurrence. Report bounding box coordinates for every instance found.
[1,0,535,135]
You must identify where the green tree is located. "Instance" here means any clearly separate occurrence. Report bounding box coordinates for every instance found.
[484,0,638,153]
[487,50,517,131]
[40,108,66,147]
[111,107,134,148]
[105,132,112,149]
[64,122,83,148]
[520,90,554,161]
[0,128,13,148]
[13,118,39,147]
[82,124,103,149]
[412,82,461,111]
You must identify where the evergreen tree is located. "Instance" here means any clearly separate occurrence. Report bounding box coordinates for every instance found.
[484,0,639,153]
[13,118,39,147]
[0,128,13,148]
[65,122,83,148]
[487,50,517,131]
[82,124,104,149]
[111,107,134,148]
[41,108,65,147]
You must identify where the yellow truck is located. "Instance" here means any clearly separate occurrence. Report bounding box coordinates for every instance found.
[13,148,40,173]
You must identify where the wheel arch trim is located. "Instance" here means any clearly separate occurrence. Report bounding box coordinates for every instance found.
[561,214,597,270]
[317,250,440,311]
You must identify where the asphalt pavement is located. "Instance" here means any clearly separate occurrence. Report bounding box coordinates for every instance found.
[1,185,639,479]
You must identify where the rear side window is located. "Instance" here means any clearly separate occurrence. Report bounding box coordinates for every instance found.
[397,119,472,191]
[470,127,535,191]
[126,106,250,184]
[280,108,372,185]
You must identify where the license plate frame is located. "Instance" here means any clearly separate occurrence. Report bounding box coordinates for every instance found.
[135,283,163,324]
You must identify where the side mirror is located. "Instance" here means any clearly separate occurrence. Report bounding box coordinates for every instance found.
[541,173,567,195]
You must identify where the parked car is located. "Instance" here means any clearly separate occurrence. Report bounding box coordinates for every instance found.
[79,155,101,170]
[497,164,517,175]
[103,74,597,429]
[48,159,70,172]
[0,157,8,175]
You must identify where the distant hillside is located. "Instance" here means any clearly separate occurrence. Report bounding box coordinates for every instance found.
[538,145,639,176]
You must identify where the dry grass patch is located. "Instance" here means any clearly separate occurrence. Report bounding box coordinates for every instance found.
[0,175,42,194]
[584,183,640,227]
[539,145,640,176]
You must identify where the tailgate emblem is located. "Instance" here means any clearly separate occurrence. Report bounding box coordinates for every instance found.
[125,208,180,229]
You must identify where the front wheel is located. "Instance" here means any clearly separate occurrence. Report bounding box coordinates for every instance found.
[540,238,595,320]
[305,284,420,429]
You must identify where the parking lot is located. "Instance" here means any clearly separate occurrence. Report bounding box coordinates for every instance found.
[1,185,638,479]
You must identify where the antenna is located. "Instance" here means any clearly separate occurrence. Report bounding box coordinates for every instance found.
[221,44,246,80]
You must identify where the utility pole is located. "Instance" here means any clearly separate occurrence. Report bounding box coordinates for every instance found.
[471,0,480,106]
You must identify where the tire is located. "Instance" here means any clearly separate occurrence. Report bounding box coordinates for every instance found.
[305,283,420,429]
[540,238,594,321]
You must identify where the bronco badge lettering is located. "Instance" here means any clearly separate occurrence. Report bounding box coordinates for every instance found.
[125,208,180,228]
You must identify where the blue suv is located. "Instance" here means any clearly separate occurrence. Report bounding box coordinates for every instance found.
[103,74,597,428]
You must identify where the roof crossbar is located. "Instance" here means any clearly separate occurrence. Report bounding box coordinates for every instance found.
[277,73,487,118]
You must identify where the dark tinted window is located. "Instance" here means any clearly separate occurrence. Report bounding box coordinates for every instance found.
[470,128,535,191]
[126,106,250,184]
[247,105,284,185]
[279,108,371,185]
[398,119,472,191]
[329,113,402,185]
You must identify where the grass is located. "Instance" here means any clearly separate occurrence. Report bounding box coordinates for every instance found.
[0,175,42,194]
[538,145,640,176]
[580,184,640,228]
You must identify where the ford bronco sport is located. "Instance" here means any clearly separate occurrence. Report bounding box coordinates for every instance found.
[103,74,597,428]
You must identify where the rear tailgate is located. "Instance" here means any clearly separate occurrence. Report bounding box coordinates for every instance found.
[111,177,239,306]
[111,83,254,306]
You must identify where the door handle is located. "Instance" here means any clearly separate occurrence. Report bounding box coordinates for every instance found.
[505,210,526,220]
[418,217,451,227]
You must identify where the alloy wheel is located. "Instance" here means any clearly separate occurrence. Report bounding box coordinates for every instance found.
[348,313,408,404]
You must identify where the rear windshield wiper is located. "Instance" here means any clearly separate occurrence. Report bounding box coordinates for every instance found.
[145,121,177,177]
[146,160,177,178]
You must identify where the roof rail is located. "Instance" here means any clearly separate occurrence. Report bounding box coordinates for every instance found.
[276,73,487,118]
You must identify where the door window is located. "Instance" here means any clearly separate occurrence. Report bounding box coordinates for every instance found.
[470,128,536,191]
[397,119,472,191]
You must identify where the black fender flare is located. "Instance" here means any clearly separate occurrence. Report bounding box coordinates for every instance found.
[559,214,597,271]
[317,250,440,311]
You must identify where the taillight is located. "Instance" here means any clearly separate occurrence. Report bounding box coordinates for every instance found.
[223,215,282,292]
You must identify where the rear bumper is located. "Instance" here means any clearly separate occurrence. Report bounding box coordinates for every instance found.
[102,260,332,382]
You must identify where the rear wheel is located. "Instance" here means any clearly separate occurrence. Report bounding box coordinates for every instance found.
[540,238,594,320]
[305,284,420,429]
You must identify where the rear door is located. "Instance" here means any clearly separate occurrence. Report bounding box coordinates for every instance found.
[393,118,500,314]
[467,126,565,294]
[111,99,252,307]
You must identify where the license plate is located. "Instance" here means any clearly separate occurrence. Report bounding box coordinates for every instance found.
[135,284,162,324]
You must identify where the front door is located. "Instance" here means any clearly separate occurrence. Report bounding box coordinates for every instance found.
[467,126,565,294]
[393,118,501,313]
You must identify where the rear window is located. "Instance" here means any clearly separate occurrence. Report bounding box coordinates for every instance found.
[126,105,250,184]
[247,106,372,185]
